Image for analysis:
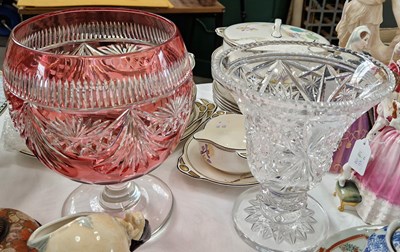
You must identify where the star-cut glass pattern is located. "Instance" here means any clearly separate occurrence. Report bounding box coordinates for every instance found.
[240,57,380,103]
[12,39,192,184]
[56,42,148,56]
[21,89,191,183]
[215,41,394,251]
[244,195,316,244]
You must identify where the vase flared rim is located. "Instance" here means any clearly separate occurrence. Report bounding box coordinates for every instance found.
[211,41,396,113]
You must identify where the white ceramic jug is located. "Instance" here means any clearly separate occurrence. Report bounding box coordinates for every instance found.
[27,212,150,252]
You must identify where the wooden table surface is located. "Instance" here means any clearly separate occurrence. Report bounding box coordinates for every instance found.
[17,0,225,15]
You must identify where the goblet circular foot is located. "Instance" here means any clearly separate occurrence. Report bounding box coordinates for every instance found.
[232,186,329,252]
[62,174,173,236]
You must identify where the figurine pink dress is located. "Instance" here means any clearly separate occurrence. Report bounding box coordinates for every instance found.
[355,125,400,203]
[353,54,400,223]
[354,112,400,224]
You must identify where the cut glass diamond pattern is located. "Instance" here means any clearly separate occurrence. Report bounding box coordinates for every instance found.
[243,58,369,103]
[212,42,395,251]
[66,42,146,56]
[244,194,317,245]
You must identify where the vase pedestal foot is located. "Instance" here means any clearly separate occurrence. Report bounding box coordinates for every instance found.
[232,186,329,252]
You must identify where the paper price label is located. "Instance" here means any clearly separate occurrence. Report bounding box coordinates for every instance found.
[348,139,371,176]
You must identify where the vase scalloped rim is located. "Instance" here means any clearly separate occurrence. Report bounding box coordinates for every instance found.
[211,41,396,111]
[9,7,179,59]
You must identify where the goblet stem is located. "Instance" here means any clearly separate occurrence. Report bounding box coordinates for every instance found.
[100,182,141,211]
[253,185,318,244]
[260,184,308,214]
[62,174,173,236]
[255,189,313,237]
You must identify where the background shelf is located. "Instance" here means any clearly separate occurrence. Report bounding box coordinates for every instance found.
[303,0,345,45]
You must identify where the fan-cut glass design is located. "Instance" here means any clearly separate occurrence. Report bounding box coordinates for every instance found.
[212,41,395,251]
[3,8,194,235]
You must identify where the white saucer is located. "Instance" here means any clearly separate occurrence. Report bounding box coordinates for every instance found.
[177,136,258,187]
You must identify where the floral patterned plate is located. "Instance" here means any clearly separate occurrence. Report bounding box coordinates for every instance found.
[177,111,257,187]
[177,136,257,186]
[318,225,384,252]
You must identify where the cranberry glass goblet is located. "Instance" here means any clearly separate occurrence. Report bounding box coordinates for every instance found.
[212,41,395,251]
[3,8,194,234]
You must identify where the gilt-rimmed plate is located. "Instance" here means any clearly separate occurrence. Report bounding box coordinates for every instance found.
[180,99,217,142]
[177,132,257,187]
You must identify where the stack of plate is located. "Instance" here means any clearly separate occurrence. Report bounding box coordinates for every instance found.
[212,80,241,114]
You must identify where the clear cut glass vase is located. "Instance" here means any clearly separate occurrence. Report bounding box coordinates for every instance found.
[212,41,395,251]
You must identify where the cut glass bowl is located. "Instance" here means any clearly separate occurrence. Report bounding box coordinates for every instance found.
[3,8,195,235]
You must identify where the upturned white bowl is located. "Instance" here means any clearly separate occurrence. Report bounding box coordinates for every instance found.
[193,114,249,174]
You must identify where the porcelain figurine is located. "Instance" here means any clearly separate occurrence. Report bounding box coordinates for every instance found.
[334,179,363,212]
[329,25,373,173]
[27,212,150,252]
[353,96,400,224]
[367,42,400,140]
[334,98,400,216]
[365,96,397,140]
[337,162,356,188]
[389,41,400,74]
[334,48,400,215]
[336,0,400,64]
[345,25,371,52]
